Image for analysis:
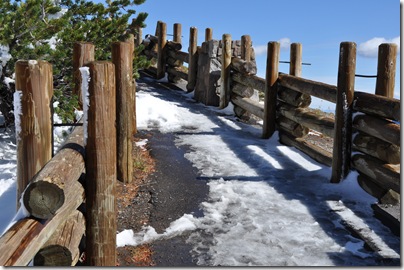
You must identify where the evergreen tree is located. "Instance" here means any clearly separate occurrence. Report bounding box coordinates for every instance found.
[0,0,148,125]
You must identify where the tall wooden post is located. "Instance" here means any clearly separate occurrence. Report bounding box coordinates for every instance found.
[219,34,232,109]
[289,43,302,76]
[173,23,182,44]
[112,42,135,184]
[85,61,117,266]
[375,43,397,98]
[262,42,280,139]
[241,35,252,61]
[73,42,95,109]
[331,42,356,183]
[156,21,167,79]
[186,26,198,92]
[134,25,143,47]
[15,60,53,207]
[205,28,213,42]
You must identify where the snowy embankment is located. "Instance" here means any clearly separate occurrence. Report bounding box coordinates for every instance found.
[0,76,399,266]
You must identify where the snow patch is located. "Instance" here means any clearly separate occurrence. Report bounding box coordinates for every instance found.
[80,67,90,146]
[13,91,23,141]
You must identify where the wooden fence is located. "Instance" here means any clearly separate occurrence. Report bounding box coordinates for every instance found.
[140,21,400,203]
[0,40,136,266]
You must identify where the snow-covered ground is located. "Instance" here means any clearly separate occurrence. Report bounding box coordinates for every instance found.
[0,76,400,266]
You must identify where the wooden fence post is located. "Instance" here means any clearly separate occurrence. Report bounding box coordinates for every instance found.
[112,42,135,184]
[375,43,397,98]
[156,21,167,79]
[73,42,95,109]
[219,33,232,109]
[85,61,117,266]
[186,26,198,92]
[290,43,302,76]
[134,25,143,47]
[15,60,53,208]
[331,42,356,183]
[205,28,213,42]
[262,42,280,139]
[241,35,252,61]
[173,23,182,44]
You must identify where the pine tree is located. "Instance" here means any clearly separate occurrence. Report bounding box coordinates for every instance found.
[0,0,148,125]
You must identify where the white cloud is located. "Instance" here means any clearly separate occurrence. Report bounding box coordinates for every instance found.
[358,36,400,58]
[253,37,292,56]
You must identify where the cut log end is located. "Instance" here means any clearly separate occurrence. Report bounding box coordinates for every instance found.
[34,245,72,266]
[23,181,65,219]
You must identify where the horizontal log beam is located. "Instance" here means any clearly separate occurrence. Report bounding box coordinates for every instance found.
[278,102,335,138]
[353,91,400,121]
[278,73,337,103]
[352,154,400,193]
[279,131,333,167]
[231,72,265,93]
[277,116,309,138]
[231,57,257,75]
[353,132,400,164]
[357,174,388,200]
[166,66,188,81]
[167,49,189,63]
[278,85,311,108]
[22,126,85,219]
[33,210,85,266]
[0,180,84,266]
[353,114,400,146]
[231,81,255,98]
[143,49,157,59]
[231,94,264,119]
[166,40,182,51]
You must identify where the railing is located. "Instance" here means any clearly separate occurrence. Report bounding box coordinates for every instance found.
[0,39,136,266]
[140,20,400,203]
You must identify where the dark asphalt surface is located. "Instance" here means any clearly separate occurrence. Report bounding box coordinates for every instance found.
[146,131,209,266]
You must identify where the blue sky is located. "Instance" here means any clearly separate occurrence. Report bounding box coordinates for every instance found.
[132,0,400,109]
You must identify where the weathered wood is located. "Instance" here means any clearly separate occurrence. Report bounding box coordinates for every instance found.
[166,40,182,51]
[262,42,280,139]
[331,42,356,183]
[166,56,184,67]
[167,49,189,63]
[147,34,158,44]
[186,27,198,92]
[73,42,95,109]
[33,210,85,266]
[166,66,188,81]
[241,35,252,61]
[231,57,257,75]
[279,131,333,166]
[289,43,302,76]
[278,73,337,103]
[205,28,213,42]
[375,43,397,98]
[277,115,309,138]
[85,61,117,266]
[15,60,53,208]
[22,126,85,219]
[353,132,400,164]
[156,21,167,79]
[231,94,264,119]
[144,49,158,59]
[353,91,400,121]
[220,34,232,109]
[353,114,400,146]
[284,43,312,108]
[0,180,84,266]
[231,72,265,93]
[357,174,387,200]
[134,26,142,47]
[231,81,254,98]
[112,42,135,184]
[352,154,400,193]
[173,23,182,44]
[277,102,334,138]
[278,85,311,108]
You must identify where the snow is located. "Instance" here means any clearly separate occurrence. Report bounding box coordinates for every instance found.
[0,76,399,266]
[12,91,22,141]
[80,66,90,146]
